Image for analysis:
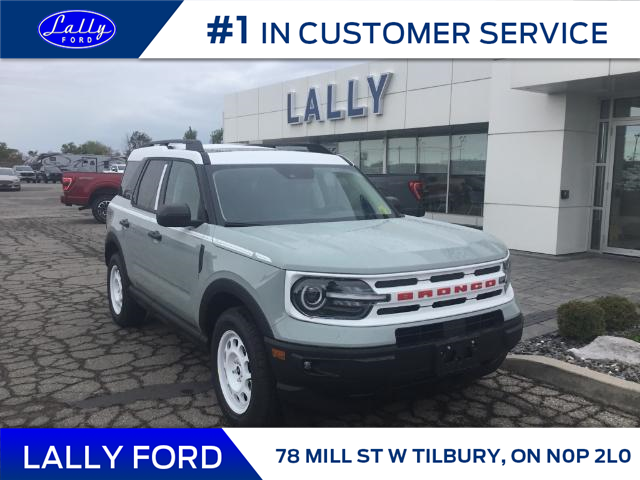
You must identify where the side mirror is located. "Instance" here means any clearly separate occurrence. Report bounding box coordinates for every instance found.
[157,204,201,228]
[385,196,401,210]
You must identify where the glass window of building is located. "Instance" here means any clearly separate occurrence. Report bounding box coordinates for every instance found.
[337,141,360,167]
[359,139,384,174]
[418,136,449,213]
[387,138,417,174]
[613,97,640,118]
[448,133,487,216]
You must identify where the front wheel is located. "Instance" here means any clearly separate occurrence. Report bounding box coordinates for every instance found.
[107,253,145,327]
[211,307,280,427]
[91,194,112,223]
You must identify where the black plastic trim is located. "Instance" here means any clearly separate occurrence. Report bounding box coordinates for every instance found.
[199,278,274,338]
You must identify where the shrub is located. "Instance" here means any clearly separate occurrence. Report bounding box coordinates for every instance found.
[557,300,606,341]
[593,295,639,331]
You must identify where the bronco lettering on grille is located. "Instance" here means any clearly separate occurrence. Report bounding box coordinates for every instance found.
[397,279,498,302]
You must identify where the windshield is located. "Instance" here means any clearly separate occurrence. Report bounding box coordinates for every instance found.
[211,164,397,226]
[15,166,32,171]
[0,168,14,175]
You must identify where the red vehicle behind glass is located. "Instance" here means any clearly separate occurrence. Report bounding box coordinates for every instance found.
[60,172,122,223]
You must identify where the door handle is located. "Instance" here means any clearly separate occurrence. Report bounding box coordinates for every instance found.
[148,230,162,241]
[119,219,130,228]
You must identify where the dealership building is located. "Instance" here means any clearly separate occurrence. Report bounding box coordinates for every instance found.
[223,60,640,257]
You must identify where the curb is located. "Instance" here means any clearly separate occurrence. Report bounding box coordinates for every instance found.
[502,354,640,416]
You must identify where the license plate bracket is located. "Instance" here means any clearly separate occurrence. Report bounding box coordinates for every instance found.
[435,337,479,374]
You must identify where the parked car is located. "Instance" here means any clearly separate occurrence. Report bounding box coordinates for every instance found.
[0,167,21,191]
[105,140,522,426]
[36,165,63,183]
[105,163,126,173]
[13,165,36,183]
[60,171,123,223]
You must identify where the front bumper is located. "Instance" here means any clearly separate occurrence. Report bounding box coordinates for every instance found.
[266,312,523,394]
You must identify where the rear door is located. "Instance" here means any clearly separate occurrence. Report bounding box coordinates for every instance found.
[127,159,169,294]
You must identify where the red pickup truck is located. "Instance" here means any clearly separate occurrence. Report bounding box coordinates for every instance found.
[60,172,123,223]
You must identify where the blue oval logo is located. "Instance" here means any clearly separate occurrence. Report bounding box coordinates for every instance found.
[38,10,116,49]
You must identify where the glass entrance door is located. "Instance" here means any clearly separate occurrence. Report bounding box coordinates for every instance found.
[605,122,640,254]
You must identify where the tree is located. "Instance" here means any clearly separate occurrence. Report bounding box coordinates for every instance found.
[125,131,152,156]
[0,142,23,167]
[183,126,197,140]
[61,142,81,154]
[60,141,113,155]
[209,128,224,144]
[79,141,112,156]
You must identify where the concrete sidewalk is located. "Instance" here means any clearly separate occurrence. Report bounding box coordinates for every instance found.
[511,251,640,339]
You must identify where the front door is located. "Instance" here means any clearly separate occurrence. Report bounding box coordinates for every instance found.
[605,121,640,255]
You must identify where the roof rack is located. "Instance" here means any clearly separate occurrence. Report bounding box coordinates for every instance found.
[254,143,333,155]
[143,139,209,164]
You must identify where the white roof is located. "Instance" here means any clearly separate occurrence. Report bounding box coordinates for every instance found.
[203,143,270,152]
[128,144,348,166]
[207,149,347,165]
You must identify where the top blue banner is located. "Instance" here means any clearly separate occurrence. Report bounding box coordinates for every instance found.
[0,1,182,58]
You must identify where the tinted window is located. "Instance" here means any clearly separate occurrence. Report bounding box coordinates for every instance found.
[212,164,396,225]
[134,161,168,212]
[121,161,142,199]
[163,162,203,221]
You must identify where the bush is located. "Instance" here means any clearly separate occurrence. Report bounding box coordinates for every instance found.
[593,295,639,331]
[557,300,606,341]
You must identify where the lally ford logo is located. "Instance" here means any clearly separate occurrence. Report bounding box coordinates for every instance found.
[38,10,116,49]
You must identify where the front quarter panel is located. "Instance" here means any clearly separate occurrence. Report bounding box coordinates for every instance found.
[197,242,285,336]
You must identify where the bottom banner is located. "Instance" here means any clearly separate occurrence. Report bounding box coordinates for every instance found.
[0,428,636,480]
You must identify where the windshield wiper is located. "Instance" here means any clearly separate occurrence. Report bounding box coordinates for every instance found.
[224,222,264,227]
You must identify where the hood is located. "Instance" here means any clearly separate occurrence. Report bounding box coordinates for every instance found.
[216,216,508,275]
[0,174,19,181]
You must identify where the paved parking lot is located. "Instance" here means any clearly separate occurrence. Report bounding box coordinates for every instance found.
[1,183,638,427]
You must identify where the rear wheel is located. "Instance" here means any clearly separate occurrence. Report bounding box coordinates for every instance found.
[107,253,145,327]
[91,194,112,223]
[211,307,280,426]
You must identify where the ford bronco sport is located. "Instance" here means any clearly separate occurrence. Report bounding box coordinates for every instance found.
[105,140,522,426]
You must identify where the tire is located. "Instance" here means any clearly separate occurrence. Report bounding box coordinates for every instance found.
[91,194,112,223]
[211,307,280,427]
[107,253,145,327]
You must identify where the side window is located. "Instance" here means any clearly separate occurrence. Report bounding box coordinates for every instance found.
[134,160,168,212]
[163,161,203,221]
[121,161,142,199]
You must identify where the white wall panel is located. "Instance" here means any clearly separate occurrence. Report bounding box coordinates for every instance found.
[450,79,490,125]
[404,85,451,129]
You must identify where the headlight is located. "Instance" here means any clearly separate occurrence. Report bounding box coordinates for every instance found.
[500,255,512,291]
[291,277,389,320]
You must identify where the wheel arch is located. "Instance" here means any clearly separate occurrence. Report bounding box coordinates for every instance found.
[105,231,123,267]
[89,187,119,206]
[199,278,273,342]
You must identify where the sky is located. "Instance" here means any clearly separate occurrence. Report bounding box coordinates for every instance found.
[0,60,357,154]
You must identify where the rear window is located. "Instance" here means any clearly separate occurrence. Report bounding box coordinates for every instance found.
[121,161,142,199]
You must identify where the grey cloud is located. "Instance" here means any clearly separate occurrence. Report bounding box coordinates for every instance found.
[0,60,356,153]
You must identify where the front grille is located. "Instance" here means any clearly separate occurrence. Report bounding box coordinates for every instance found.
[0,181,11,185]
[395,311,504,346]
